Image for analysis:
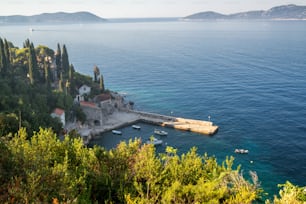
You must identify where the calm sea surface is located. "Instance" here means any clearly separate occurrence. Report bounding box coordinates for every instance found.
[1,20,306,197]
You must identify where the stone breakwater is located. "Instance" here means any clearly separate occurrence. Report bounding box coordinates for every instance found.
[77,110,218,145]
[130,110,218,135]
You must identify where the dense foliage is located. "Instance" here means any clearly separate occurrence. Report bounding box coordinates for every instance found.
[0,128,261,203]
[1,128,305,203]
[0,37,104,135]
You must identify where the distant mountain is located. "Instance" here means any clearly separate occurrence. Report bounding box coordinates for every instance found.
[0,11,106,24]
[186,11,227,20]
[184,4,306,20]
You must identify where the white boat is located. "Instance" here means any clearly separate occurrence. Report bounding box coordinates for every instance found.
[154,129,168,136]
[146,137,163,145]
[112,130,122,135]
[132,125,141,130]
[235,149,249,154]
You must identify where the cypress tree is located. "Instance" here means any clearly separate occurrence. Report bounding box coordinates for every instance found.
[23,39,30,48]
[28,42,39,85]
[61,44,69,74]
[65,80,70,95]
[28,44,34,84]
[59,79,63,92]
[100,74,105,92]
[58,72,63,92]
[93,65,100,82]
[44,60,51,89]
[69,64,75,82]
[0,38,7,76]
[55,43,61,71]
[3,39,11,70]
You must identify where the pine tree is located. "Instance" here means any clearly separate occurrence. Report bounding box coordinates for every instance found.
[61,44,69,74]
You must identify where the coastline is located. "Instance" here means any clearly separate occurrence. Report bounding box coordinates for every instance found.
[64,91,218,145]
[69,107,218,145]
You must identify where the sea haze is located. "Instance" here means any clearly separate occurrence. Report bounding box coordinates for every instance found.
[1,20,306,197]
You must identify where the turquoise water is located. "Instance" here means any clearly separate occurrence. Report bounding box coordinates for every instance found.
[1,20,306,197]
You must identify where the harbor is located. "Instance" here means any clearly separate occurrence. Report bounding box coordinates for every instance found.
[75,109,218,145]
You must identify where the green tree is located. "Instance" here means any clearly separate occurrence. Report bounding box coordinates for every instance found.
[100,74,105,92]
[28,42,39,85]
[61,44,69,73]
[55,43,61,70]
[93,65,100,82]
[266,181,306,204]
[69,64,74,82]
[65,80,70,95]
[44,60,51,87]
[0,113,19,137]
[3,39,11,71]
[0,38,7,76]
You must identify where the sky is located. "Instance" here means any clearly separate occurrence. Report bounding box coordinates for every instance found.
[0,0,306,18]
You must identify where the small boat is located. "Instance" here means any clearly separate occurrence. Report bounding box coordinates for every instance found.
[112,130,122,135]
[146,137,163,145]
[154,129,168,136]
[132,125,141,130]
[235,149,249,154]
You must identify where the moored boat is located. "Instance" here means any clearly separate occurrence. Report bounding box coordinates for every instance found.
[146,137,163,145]
[235,149,249,154]
[112,130,122,135]
[154,129,168,136]
[132,125,141,130]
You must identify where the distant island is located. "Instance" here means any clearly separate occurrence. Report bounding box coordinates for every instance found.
[0,11,106,24]
[184,4,306,20]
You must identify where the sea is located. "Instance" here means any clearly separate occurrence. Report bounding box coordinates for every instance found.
[1,19,306,198]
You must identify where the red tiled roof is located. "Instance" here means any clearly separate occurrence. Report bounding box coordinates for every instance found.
[94,94,111,102]
[53,108,65,116]
[80,101,96,108]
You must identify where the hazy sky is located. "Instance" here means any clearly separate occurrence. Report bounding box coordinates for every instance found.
[1,0,305,18]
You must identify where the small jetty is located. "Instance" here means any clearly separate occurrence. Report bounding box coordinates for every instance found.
[71,110,218,145]
[130,110,218,136]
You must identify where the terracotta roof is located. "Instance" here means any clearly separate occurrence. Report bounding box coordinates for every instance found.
[53,108,65,116]
[94,94,111,102]
[80,101,96,108]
